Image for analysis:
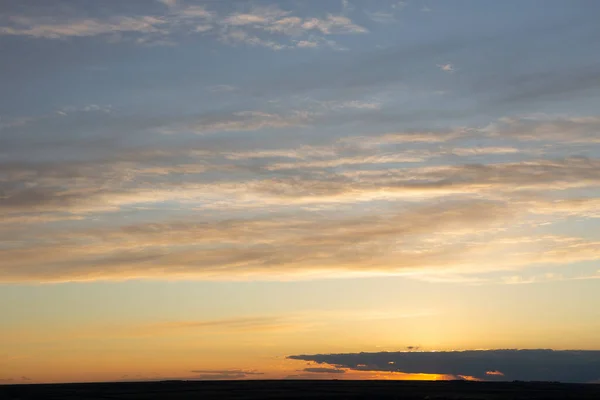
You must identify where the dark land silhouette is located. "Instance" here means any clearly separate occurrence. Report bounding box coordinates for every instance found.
[1,380,600,399]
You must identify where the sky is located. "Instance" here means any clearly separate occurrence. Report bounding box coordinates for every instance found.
[1,0,600,384]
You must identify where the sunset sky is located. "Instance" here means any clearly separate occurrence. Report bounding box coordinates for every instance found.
[1,0,600,384]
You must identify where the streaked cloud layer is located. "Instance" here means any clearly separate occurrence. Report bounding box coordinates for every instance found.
[0,1,366,49]
[1,0,599,384]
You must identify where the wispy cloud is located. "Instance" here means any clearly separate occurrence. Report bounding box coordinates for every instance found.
[438,63,454,72]
[190,369,264,380]
[302,367,346,374]
[0,3,366,49]
[2,95,600,284]
[3,191,600,282]
[217,7,367,49]
[182,110,313,134]
[0,15,167,39]
[483,114,600,143]
[153,316,298,332]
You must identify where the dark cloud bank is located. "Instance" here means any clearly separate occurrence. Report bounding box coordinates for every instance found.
[289,350,600,383]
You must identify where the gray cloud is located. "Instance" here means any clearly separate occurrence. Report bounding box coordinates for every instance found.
[302,367,346,374]
[288,350,600,383]
[483,115,600,143]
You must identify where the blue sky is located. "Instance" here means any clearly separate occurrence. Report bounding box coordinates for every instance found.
[0,0,599,384]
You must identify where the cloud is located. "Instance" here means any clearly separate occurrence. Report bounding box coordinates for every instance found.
[176,6,215,20]
[295,40,319,48]
[193,24,212,33]
[303,367,346,374]
[179,110,313,134]
[235,12,597,105]
[288,350,600,383]
[57,104,113,115]
[152,316,299,332]
[6,196,599,283]
[255,157,600,198]
[223,7,289,27]
[190,369,263,380]
[2,101,600,284]
[0,15,167,39]
[438,63,454,72]
[483,114,600,143]
[217,7,366,49]
[340,130,465,146]
[0,3,366,49]
[527,198,600,218]
[300,15,367,35]
[2,103,600,284]
[218,30,289,50]
[486,370,504,376]
[191,369,263,375]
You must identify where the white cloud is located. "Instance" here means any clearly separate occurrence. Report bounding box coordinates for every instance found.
[267,17,305,35]
[438,63,454,72]
[295,40,319,48]
[223,6,289,27]
[216,7,366,49]
[301,15,367,34]
[177,6,215,20]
